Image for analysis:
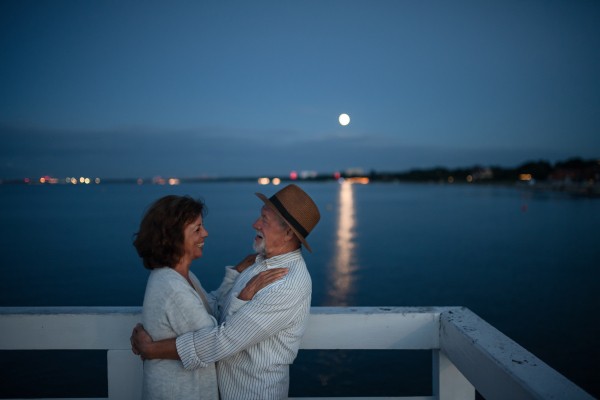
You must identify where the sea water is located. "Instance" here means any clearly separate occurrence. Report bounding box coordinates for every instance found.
[0,182,598,397]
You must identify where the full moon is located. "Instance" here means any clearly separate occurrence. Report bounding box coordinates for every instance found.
[339,114,350,126]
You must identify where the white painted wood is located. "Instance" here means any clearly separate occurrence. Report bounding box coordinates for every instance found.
[432,350,475,400]
[300,307,449,349]
[0,307,451,350]
[107,350,143,400]
[2,396,433,399]
[1,306,595,400]
[1,395,431,400]
[439,308,595,400]
[291,397,434,400]
[0,307,141,350]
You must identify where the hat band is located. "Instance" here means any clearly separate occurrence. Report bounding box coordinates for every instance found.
[269,195,309,238]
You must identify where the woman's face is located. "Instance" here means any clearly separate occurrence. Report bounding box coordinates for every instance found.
[181,215,209,261]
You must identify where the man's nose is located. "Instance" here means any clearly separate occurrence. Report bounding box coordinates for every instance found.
[252,217,261,229]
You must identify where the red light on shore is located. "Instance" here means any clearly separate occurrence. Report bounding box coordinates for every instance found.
[334,172,341,179]
[24,178,29,183]
[290,171,297,180]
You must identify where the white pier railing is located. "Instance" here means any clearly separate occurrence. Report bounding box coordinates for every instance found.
[0,307,594,400]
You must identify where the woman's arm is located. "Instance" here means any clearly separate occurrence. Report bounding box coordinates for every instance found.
[131,268,288,362]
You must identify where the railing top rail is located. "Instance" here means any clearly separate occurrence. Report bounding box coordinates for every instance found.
[0,306,593,400]
[0,306,451,351]
[440,307,594,400]
[0,306,143,315]
[0,306,457,316]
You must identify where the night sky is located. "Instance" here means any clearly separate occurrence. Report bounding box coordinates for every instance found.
[1,0,599,179]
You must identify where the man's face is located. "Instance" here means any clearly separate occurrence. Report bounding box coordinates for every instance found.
[252,205,287,257]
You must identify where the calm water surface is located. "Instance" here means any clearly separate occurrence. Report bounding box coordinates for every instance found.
[0,182,598,397]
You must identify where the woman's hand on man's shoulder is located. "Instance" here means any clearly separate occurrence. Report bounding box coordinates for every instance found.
[238,268,289,301]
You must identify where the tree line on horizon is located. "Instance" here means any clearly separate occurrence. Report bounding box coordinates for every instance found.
[363,157,600,183]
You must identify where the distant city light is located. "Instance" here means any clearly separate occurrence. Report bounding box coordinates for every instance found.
[346,177,369,184]
[338,177,345,184]
[345,167,364,176]
[66,177,70,183]
[95,178,100,184]
[272,178,281,185]
[300,171,318,179]
[168,178,180,185]
[40,178,45,183]
[258,177,270,185]
[24,178,29,183]
[49,178,58,184]
[71,178,77,184]
[339,114,350,126]
[448,176,454,183]
[137,179,143,185]
[85,178,90,184]
[290,171,297,180]
[519,174,532,181]
[334,172,341,179]
[79,177,84,183]
[466,175,473,182]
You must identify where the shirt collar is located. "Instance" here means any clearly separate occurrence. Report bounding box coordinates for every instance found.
[256,248,302,269]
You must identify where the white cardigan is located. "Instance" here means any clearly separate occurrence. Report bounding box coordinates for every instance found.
[141,266,241,400]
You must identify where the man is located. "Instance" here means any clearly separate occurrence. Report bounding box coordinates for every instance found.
[132,184,321,400]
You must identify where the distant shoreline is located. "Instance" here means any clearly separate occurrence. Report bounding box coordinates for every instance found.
[2,156,598,189]
[1,175,598,197]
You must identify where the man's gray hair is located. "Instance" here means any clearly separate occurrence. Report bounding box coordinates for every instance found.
[276,214,289,230]
[277,214,300,244]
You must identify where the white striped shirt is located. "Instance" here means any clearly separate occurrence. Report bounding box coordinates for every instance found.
[176,248,312,400]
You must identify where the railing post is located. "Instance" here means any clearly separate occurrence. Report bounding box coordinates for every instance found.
[432,349,475,400]
[107,350,143,400]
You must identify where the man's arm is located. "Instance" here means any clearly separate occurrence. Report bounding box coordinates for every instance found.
[176,273,309,370]
[131,325,179,360]
[130,268,287,361]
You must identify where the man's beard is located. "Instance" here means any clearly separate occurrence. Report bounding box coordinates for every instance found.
[253,231,267,256]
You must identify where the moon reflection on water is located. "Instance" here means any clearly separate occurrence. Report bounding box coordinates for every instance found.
[325,181,358,306]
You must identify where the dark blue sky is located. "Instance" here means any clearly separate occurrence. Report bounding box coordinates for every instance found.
[1,0,599,178]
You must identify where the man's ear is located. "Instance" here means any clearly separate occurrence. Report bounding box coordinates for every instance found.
[284,227,296,242]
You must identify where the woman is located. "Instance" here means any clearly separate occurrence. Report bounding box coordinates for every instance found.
[133,195,252,399]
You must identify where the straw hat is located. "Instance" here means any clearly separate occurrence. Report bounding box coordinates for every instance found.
[255,184,320,252]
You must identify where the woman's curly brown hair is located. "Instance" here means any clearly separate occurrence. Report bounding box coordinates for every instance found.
[133,195,207,270]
